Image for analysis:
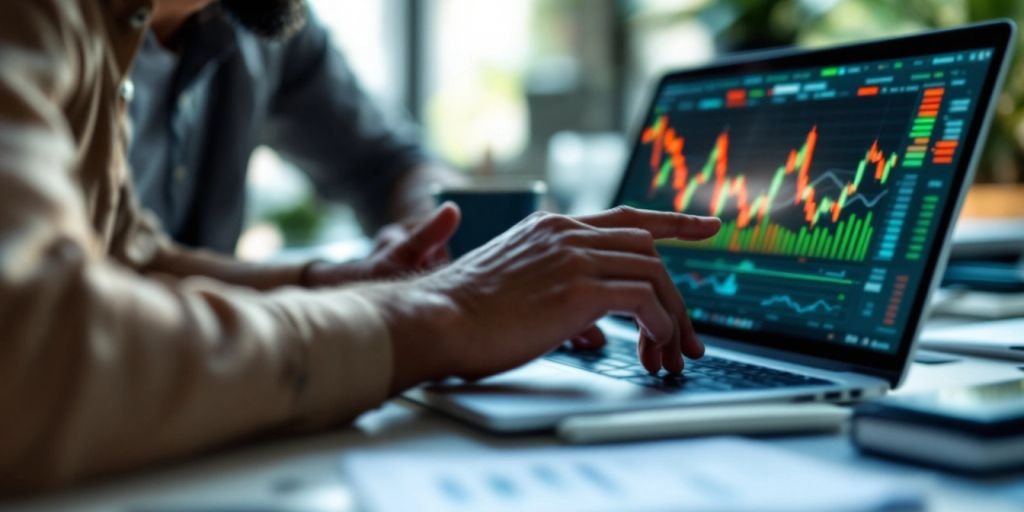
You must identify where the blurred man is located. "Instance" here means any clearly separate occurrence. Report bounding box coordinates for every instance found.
[0,0,719,493]
[129,0,451,271]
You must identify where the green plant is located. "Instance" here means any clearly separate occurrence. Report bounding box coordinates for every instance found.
[267,194,325,246]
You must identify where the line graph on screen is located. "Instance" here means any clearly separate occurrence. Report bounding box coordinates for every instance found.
[641,115,898,262]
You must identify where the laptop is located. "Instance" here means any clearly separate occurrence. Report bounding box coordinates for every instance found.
[407,20,1017,432]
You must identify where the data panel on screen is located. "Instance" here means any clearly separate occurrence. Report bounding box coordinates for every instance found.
[621,49,995,353]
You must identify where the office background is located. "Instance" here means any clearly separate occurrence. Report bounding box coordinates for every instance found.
[237,0,1024,261]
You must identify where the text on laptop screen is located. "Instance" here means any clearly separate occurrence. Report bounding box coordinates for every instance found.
[620,48,996,354]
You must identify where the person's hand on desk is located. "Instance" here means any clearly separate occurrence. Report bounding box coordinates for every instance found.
[362,206,722,394]
[303,203,462,285]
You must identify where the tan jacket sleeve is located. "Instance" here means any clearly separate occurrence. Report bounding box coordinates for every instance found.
[0,2,393,493]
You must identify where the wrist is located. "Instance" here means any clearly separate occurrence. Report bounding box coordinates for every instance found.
[361,278,463,394]
[302,259,370,288]
[299,259,329,287]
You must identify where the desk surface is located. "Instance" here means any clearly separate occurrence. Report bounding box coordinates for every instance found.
[5,353,1024,512]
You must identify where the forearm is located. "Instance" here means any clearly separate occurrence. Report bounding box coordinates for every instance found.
[139,164,464,292]
[141,242,314,290]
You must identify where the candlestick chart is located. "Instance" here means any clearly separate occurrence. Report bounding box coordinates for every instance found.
[640,115,897,263]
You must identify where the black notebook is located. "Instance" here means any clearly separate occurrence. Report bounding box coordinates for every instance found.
[852,378,1024,473]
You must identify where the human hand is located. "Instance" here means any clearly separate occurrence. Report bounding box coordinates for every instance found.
[370,206,721,392]
[304,203,460,286]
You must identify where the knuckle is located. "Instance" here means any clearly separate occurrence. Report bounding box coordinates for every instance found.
[622,281,655,303]
[628,227,655,248]
[574,248,597,270]
[639,254,664,274]
[676,213,694,225]
[637,231,659,256]
[558,246,591,270]
[536,212,569,231]
[639,287,665,320]
[552,229,588,250]
[527,210,548,222]
[523,211,550,230]
[550,229,573,248]
[532,210,557,229]
[538,241,562,262]
[611,205,638,221]
[637,280,658,299]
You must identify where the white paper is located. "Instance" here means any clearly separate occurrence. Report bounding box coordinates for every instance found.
[339,437,923,512]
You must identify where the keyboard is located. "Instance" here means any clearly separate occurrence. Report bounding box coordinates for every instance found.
[543,337,833,393]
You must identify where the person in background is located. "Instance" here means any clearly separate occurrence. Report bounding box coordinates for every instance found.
[129,0,459,282]
[0,0,720,494]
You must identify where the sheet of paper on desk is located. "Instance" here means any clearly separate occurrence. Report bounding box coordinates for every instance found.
[339,437,923,512]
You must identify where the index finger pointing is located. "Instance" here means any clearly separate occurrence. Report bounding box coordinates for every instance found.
[575,206,721,241]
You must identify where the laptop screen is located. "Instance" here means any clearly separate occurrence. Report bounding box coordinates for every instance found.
[615,22,1013,378]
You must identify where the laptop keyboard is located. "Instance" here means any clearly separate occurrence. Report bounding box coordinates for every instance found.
[543,337,833,393]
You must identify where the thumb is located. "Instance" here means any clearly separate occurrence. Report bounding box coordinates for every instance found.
[394,202,461,265]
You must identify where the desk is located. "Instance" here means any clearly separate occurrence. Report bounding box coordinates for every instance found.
[4,354,1024,512]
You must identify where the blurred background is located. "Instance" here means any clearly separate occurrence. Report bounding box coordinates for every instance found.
[238,0,1024,261]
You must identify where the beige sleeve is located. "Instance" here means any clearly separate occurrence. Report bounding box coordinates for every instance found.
[0,2,392,493]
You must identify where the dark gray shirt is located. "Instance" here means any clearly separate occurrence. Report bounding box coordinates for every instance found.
[128,7,425,253]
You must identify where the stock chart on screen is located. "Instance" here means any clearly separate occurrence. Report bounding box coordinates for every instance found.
[620,48,995,353]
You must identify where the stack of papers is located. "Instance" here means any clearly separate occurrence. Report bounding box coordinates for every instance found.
[339,437,923,512]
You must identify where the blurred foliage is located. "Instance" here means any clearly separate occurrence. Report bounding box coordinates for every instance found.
[267,193,324,246]
[643,0,1024,183]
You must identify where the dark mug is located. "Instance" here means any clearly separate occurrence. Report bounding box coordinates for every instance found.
[432,181,546,258]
